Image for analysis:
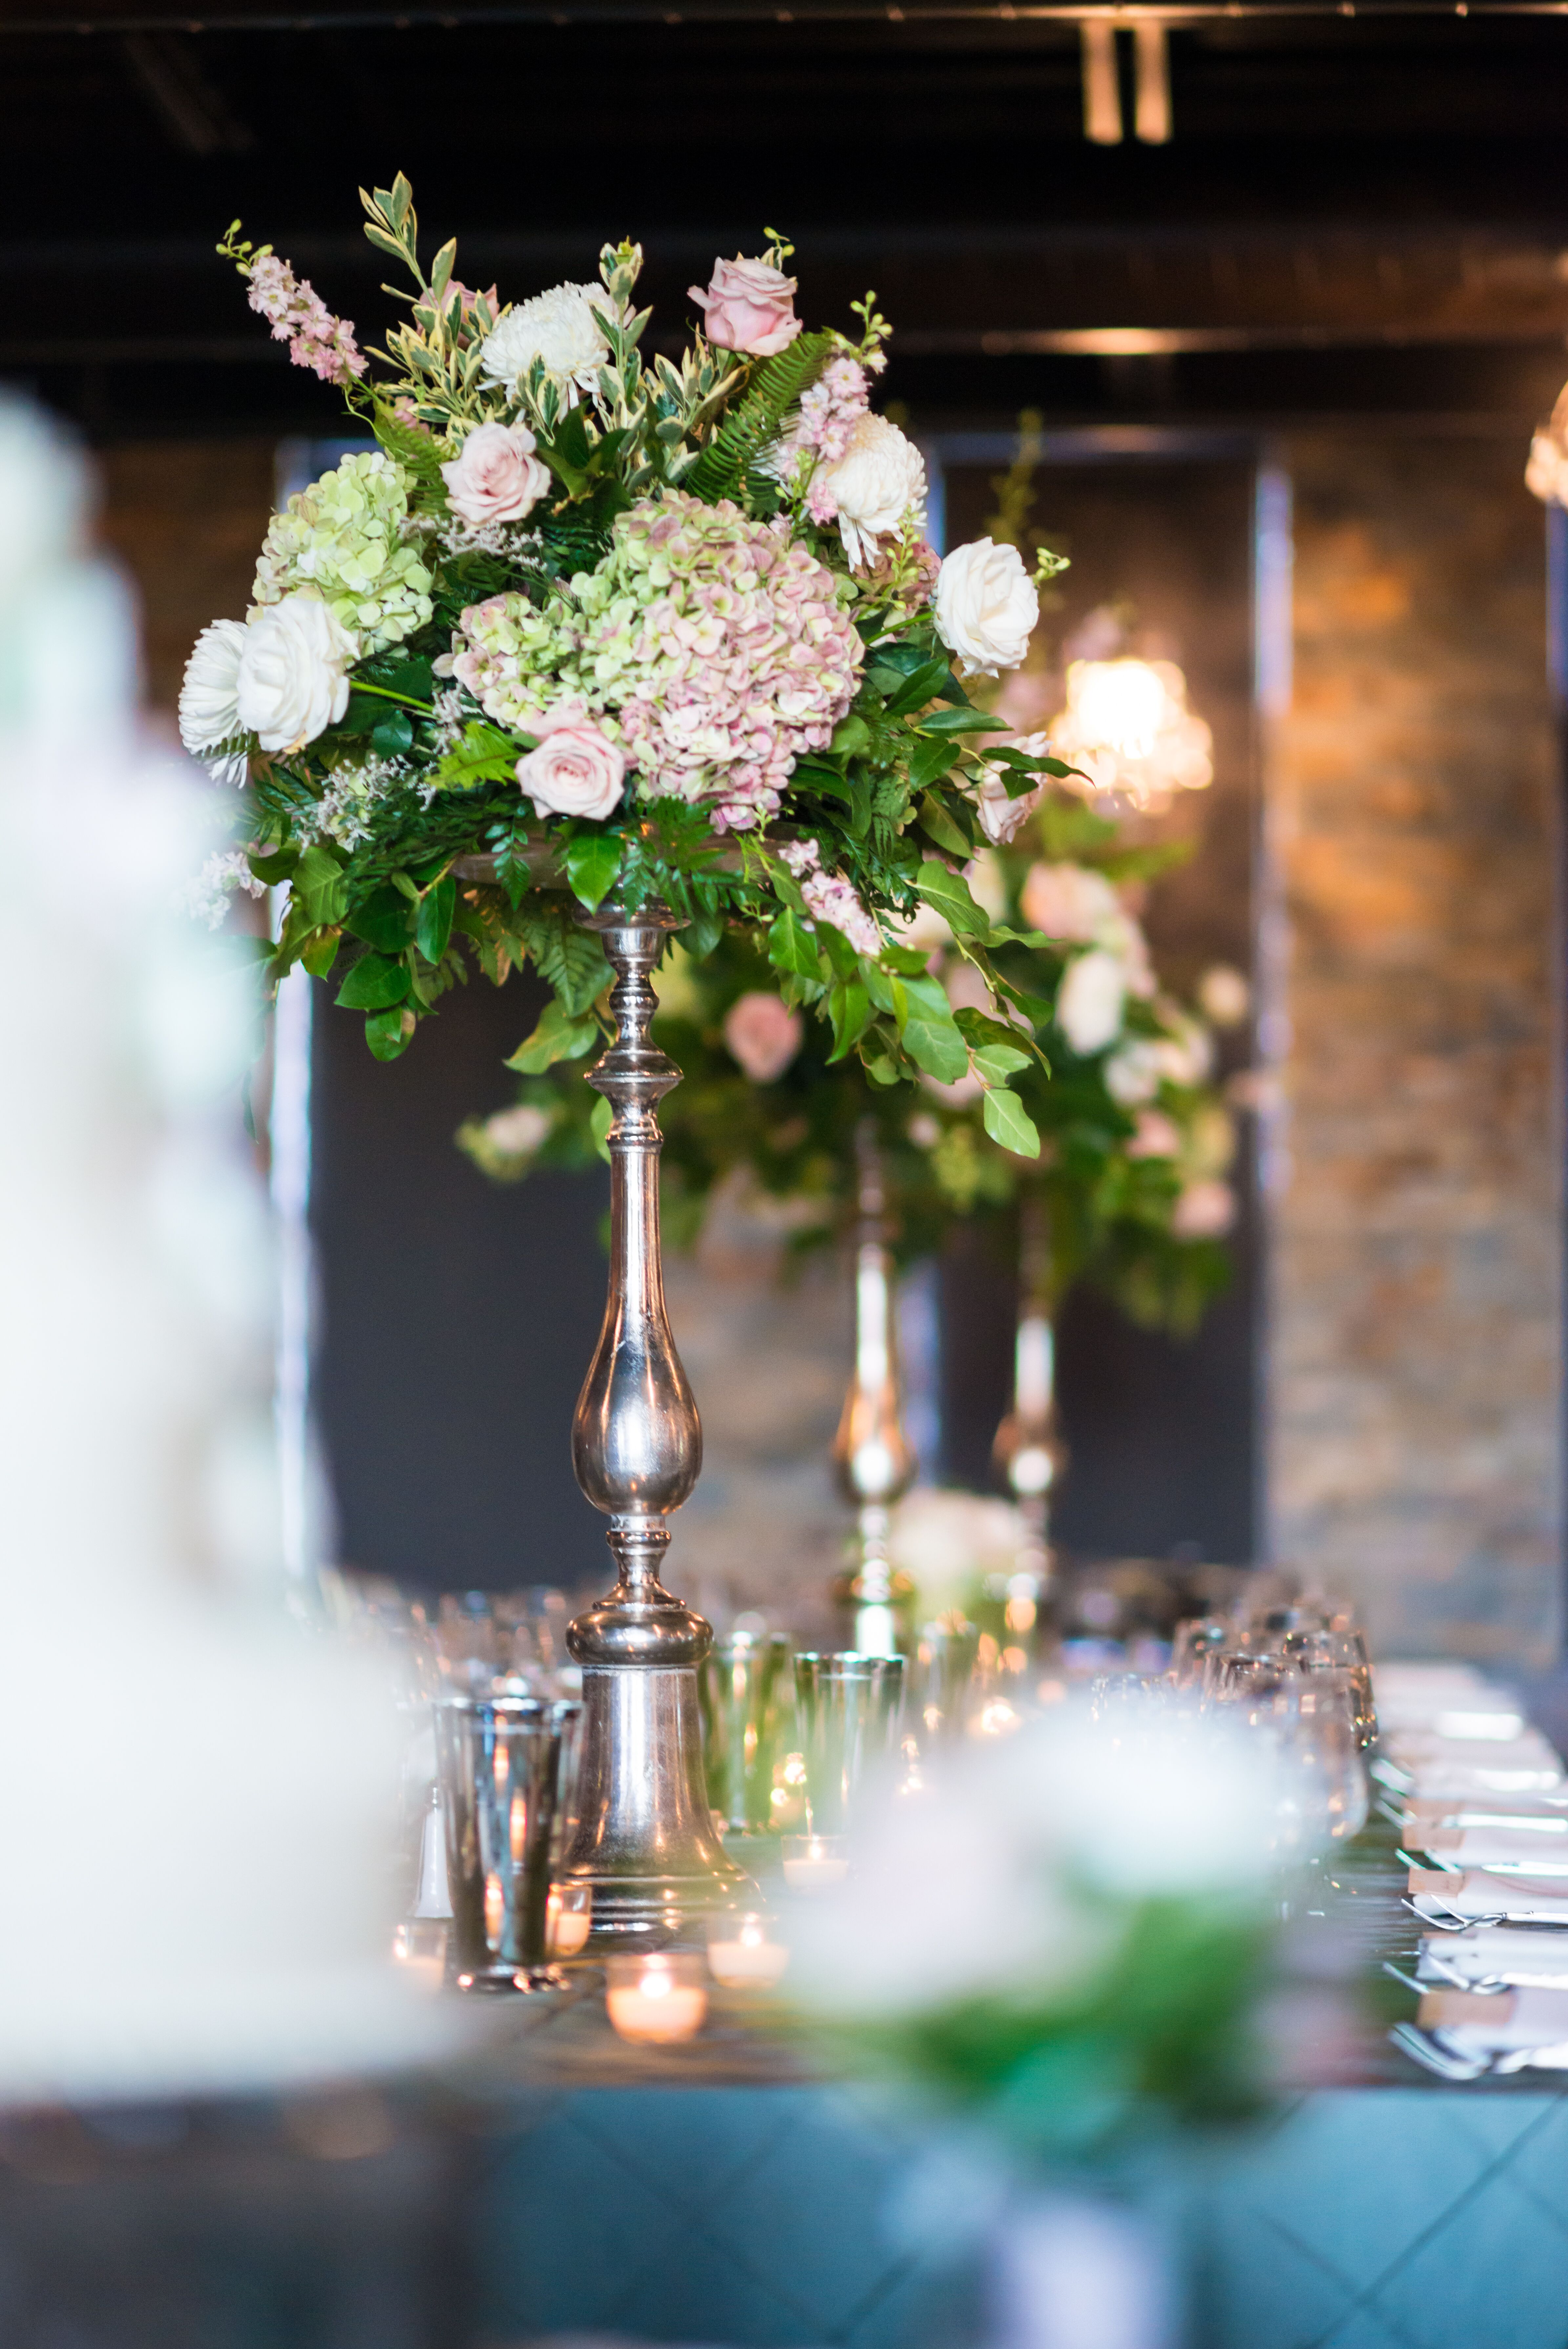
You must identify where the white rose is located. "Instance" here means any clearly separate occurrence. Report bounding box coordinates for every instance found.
[234,593,357,755]
[440,422,551,528]
[514,712,626,821]
[483,1104,552,1159]
[480,281,615,395]
[1021,861,1120,943]
[971,763,1044,846]
[819,415,927,566]
[1056,948,1127,1055]
[178,618,249,785]
[1105,1039,1162,1105]
[933,538,1039,676]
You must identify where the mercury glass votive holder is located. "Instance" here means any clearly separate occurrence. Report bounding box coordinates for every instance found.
[793,1651,905,1836]
[434,1693,581,1993]
[706,1909,790,1987]
[604,1950,709,2043]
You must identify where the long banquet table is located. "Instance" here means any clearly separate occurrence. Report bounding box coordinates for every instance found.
[462,1662,1568,2349]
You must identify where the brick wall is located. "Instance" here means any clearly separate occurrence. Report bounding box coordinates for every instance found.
[1269,434,1563,1663]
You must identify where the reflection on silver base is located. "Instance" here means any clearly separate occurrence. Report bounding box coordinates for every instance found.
[452,1964,574,1994]
[560,1664,751,1947]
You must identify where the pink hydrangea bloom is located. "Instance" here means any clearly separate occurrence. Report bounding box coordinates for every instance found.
[247,252,367,388]
[581,495,864,833]
[779,837,883,957]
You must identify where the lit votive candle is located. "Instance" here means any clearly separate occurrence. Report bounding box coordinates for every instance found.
[546,1885,593,1959]
[781,1834,849,1891]
[604,1952,708,2044]
[706,1913,790,1988]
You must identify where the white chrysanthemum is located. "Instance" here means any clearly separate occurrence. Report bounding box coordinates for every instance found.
[818,414,927,566]
[178,620,249,787]
[480,282,614,395]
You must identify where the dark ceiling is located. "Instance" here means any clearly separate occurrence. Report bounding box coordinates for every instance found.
[6,2,1568,438]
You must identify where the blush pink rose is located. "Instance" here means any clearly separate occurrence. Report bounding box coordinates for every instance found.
[1172,1178,1236,1238]
[515,708,626,821]
[440,422,551,528]
[1125,1108,1183,1160]
[688,256,802,357]
[722,992,804,1084]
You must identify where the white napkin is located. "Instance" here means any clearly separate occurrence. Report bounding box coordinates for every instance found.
[1419,1826,1568,1870]
[1381,1706,1527,1742]
[1409,1869,1568,1922]
[1404,1797,1568,1830]
[1408,1760,1566,1798]
[1375,1663,1491,1699]
[1421,1983,1568,2061]
[1419,1926,1568,1988]
[1388,1730,1559,1770]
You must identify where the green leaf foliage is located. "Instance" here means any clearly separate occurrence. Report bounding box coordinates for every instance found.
[506,998,601,1073]
[912,862,990,939]
[565,829,624,911]
[893,972,968,1085]
[415,874,456,962]
[682,331,835,507]
[980,1084,1041,1157]
[336,951,412,1011]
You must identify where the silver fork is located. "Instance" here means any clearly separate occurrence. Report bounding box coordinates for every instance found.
[1390,2023,1538,2080]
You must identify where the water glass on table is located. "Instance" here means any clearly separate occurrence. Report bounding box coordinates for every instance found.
[793,1652,905,1837]
[434,1693,583,1991]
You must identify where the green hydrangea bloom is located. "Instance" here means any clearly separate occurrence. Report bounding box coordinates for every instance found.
[253,451,433,653]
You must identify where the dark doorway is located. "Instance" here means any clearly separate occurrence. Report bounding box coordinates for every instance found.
[935,447,1261,1564]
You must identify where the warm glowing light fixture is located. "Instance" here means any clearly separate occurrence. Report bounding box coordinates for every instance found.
[1050,655,1213,815]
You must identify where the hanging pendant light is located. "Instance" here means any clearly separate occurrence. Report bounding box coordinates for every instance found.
[1049,650,1213,817]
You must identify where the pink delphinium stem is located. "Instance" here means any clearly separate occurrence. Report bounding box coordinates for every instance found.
[247,252,368,388]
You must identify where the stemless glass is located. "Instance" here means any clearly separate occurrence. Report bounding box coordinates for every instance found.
[910,1617,981,1744]
[793,1652,905,1836]
[701,1626,792,1835]
[434,1693,581,1991]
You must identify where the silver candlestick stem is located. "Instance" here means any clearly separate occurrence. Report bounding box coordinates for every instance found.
[559,899,747,1945]
[831,1122,917,1657]
[992,1197,1066,1592]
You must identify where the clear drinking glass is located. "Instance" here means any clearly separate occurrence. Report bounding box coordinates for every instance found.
[910,1617,981,1744]
[792,1652,905,1835]
[1273,1678,1369,1851]
[700,1627,793,1835]
[434,1693,581,1991]
[1297,1629,1378,1751]
[1170,1617,1230,1685]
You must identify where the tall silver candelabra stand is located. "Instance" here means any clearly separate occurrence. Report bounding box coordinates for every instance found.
[991,1199,1066,1593]
[558,900,748,1946]
[830,1123,917,1657]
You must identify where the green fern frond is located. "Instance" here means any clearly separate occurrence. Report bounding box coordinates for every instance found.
[683,332,834,508]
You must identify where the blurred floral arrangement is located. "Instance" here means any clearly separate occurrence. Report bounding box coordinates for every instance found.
[178,174,1079,1164]
[787,1703,1280,2163]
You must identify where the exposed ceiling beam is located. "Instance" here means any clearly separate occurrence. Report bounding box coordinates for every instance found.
[11,1,1568,34]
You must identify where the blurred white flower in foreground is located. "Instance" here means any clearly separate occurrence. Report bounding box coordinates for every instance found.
[788,1702,1280,2022]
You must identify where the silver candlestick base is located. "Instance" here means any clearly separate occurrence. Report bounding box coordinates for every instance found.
[557,899,748,1947]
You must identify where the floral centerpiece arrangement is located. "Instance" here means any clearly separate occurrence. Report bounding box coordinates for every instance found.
[179,176,1071,1164]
